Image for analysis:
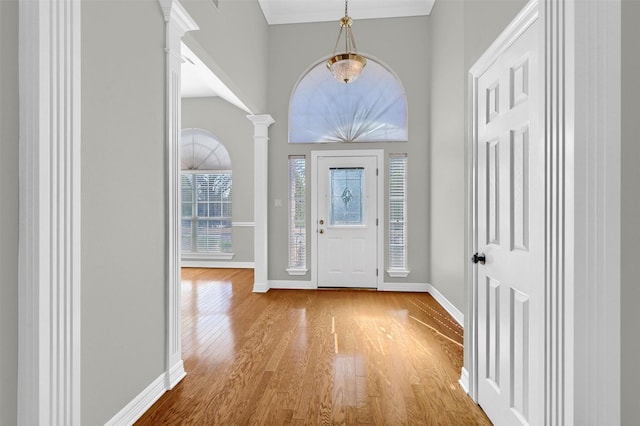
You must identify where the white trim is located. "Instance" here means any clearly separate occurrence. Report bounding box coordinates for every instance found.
[162,0,198,393]
[252,282,270,293]
[182,260,255,269]
[166,359,186,390]
[310,150,385,290]
[182,253,234,261]
[426,284,464,326]
[386,269,411,278]
[567,0,621,423]
[247,115,275,293]
[286,268,309,276]
[18,0,82,423]
[269,280,317,290]
[459,367,470,394]
[104,372,166,426]
[232,221,255,227]
[378,282,429,293]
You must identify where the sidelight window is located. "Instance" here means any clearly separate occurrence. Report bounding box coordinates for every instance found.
[388,154,409,276]
[287,155,307,274]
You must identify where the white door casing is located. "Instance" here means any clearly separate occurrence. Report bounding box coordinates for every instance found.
[473,5,543,426]
[311,150,383,289]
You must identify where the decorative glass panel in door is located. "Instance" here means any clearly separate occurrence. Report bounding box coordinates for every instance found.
[329,167,364,226]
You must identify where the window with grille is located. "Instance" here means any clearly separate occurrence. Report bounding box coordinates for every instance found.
[388,154,409,276]
[181,172,232,254]
[287,155,307,274]
[181,128,232,257]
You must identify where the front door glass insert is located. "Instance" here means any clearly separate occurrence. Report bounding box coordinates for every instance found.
[329,167,365,226]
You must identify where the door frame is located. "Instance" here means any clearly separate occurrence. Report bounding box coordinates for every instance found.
[465,0,621,423]
[311,150,384,290]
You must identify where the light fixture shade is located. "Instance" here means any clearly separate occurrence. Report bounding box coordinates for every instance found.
[327,53,367,84]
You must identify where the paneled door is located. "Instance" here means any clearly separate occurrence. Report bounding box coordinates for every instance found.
[474,13,544,426]
[315,154,378,288]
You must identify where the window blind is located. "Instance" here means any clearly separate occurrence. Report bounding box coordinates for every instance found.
[288,156,306,269]
[181,172,232,254]
[389,154,407,270]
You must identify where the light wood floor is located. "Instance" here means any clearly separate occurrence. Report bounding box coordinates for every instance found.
[136,268,490,425]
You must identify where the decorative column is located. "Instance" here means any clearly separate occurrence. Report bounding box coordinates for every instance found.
[18,0,82,424]
[158,0,198,390]
[248,115,275,293]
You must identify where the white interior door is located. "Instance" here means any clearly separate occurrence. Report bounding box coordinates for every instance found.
[475,17,544,426]
[316,155,378,288]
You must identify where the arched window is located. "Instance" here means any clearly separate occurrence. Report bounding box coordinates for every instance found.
[289,57,408,143]
[181,128,232,256]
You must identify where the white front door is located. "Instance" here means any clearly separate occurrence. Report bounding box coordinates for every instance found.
[315,154,378,288]
[474,14,544,426]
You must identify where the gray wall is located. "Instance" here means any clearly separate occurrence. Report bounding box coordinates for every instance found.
[267,17,430,283]
[429,0,466,312]
[182,0,269,113]
[182,97,255,263]
[621,0,640,422]
[0,1,19,424]
[81,1,166,423]
[428,0,526,380]
[430,0,526,313]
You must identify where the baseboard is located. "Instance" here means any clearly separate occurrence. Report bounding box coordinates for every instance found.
[379,282,430,292]
[459,367,470,394]
[182,260,254,269]
[167,360,186,390]
[253,281,269,293]
[269,280,316,290]
[426,284,464,326]
[105,372,166,426]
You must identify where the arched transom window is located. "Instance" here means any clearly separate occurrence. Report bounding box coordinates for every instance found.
[180,128,232,257]
[289,57,408,143]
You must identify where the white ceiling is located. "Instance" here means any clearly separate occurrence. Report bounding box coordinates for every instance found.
[258,0,435,25]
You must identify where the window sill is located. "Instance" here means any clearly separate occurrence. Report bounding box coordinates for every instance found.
[182,253,234,261]
[386,269,410,278]
[286,268,309,276]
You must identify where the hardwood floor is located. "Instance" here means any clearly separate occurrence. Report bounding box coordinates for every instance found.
[136,268,490,425]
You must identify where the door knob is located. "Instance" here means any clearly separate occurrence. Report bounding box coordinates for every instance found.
[471,253,486,264]
[319,229,324,234]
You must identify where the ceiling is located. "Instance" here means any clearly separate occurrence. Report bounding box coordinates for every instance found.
[258,0,435,25]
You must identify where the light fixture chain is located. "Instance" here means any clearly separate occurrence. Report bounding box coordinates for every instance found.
[332,25,345,55]
[345,0,348,17]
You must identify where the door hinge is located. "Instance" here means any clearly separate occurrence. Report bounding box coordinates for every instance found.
[376,268,379,276]
[376,168,379,176]
[376,218,379,226]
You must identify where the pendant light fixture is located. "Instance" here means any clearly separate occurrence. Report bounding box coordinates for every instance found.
[327,0,366,84]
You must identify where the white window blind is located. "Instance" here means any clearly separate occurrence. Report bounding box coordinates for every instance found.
[288,156,306,270]
[181,172,232,254]
[389,154,407,271]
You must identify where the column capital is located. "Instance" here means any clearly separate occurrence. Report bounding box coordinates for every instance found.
[159,0,199,34]
[247,114,275,129]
